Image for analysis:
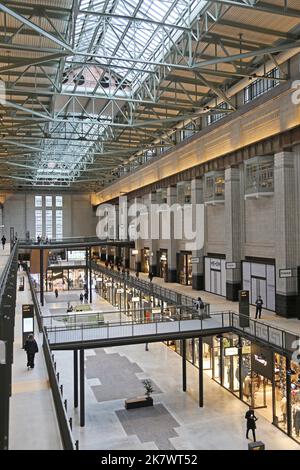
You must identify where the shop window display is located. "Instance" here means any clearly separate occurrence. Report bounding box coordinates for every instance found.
[274,353,287,432]
[290,360,300,442]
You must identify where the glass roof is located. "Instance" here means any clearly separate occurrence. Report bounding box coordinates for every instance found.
[72,0,207,84]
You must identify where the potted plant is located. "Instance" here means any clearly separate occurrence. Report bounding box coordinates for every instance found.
[143,379,154,401]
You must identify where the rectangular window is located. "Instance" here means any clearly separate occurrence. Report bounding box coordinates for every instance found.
[207,102,228,126]
[35,196,42,207]
[46,196,52,207]
[56,196,63,207]
[35,210,43,237]
[46,210,52,239]
[56,210,63,239]
[244,68,280,103]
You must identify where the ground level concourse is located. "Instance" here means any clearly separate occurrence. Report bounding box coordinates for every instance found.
[39,272,300,448]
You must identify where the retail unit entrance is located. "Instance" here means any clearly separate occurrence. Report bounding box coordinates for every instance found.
[177,252,192,286]
[242,260,275,311]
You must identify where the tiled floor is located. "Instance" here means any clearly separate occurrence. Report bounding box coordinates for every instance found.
[9,274,62,450]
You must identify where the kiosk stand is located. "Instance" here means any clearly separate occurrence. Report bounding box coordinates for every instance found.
[239,290,250,328]
[22,304,34,348]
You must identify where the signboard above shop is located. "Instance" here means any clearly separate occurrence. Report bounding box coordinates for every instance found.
[191,257,200,264]
[226,262,237,269]
[279,269,293,278]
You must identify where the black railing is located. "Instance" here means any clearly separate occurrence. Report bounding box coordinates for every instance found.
[0,242,18,450]
[27,273,76,450]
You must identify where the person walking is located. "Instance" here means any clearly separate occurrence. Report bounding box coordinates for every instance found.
[148,272,153,282]
[255,296,263,319]
[245,408,258,441]
[54,288,58,299]
[84,291,88,303]
[24,334,39,369]
[145,343,149,351]
[1,235,6,250]
[80,292,84,304]
[194,297,204,314]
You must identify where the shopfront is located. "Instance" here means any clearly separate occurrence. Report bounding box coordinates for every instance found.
[242,260,275,311]
[204,256,226,296]
[141,248,150,273]
[46,267,86,291]
[158,249,168,281]
[177,252,192,286]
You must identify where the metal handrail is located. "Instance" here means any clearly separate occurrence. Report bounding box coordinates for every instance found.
[27,272,75,450]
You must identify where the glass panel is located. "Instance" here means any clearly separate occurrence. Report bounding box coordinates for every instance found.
[45,210,52,238]
[45,196,52,207]
[35,195,42,207]
[56,210,63,239]
[290,360,300,443]
[274,353,287,432]
[35,210,42,237]
[56,196,63,207]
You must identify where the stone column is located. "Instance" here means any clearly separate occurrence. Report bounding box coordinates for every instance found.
[148,191,158,276]
[274,151,298,317]
[191,178,204,290]
[225,167,242,300]
[166,185,177,282]
[132,197,142,272]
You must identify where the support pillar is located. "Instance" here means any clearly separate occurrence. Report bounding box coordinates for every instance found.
[133,197,142,272]
[274,151,298,317]
[182,339,186,392]
[225,167,242,301]
[89,247,92,303]
[79,349,85,427]
[74,350,78,408]
[166,185,177,282]
[191,179,204,290]
[286,357,292,436]
[198,337,204,407]
[40,248,44,306]
[148,191,158,276]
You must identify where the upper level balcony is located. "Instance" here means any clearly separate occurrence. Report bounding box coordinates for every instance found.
[244,156,274,199]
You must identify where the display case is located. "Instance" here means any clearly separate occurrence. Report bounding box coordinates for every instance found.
[204,171,225,204]
[244,156,274,198]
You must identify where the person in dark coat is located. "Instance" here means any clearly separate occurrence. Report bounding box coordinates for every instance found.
[245,408,258,441]
[1,235,6,250]
[80,293,84,304]
[24,334,39,369]
[54,288,58,298]
[148,272,153,282]
[255,296,263,319]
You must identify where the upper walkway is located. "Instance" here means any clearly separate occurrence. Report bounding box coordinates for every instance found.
[19,237,134,250]
[44,303,299,356]
[93,261,300,337]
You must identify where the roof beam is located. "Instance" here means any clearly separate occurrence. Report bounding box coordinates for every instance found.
[207,1,300,18]
[0,3,73,52]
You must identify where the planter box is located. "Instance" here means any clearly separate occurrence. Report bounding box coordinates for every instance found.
[125,396,153,410]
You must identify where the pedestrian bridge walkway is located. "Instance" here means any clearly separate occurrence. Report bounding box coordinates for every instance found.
[44,307,300,355]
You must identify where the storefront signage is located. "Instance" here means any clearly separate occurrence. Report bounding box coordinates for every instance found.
[160,254,167,261]
[224,347,238,356]
[116,288,124,294]
[105,282,112,287]
[210,259,221,270]
[131,249,138,255]
[131,297,140,302]
[279,269,293,278]
[226,262,237,269]
[191,257,200,264]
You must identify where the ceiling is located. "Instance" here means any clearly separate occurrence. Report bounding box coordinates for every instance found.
[0,0,299,192]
